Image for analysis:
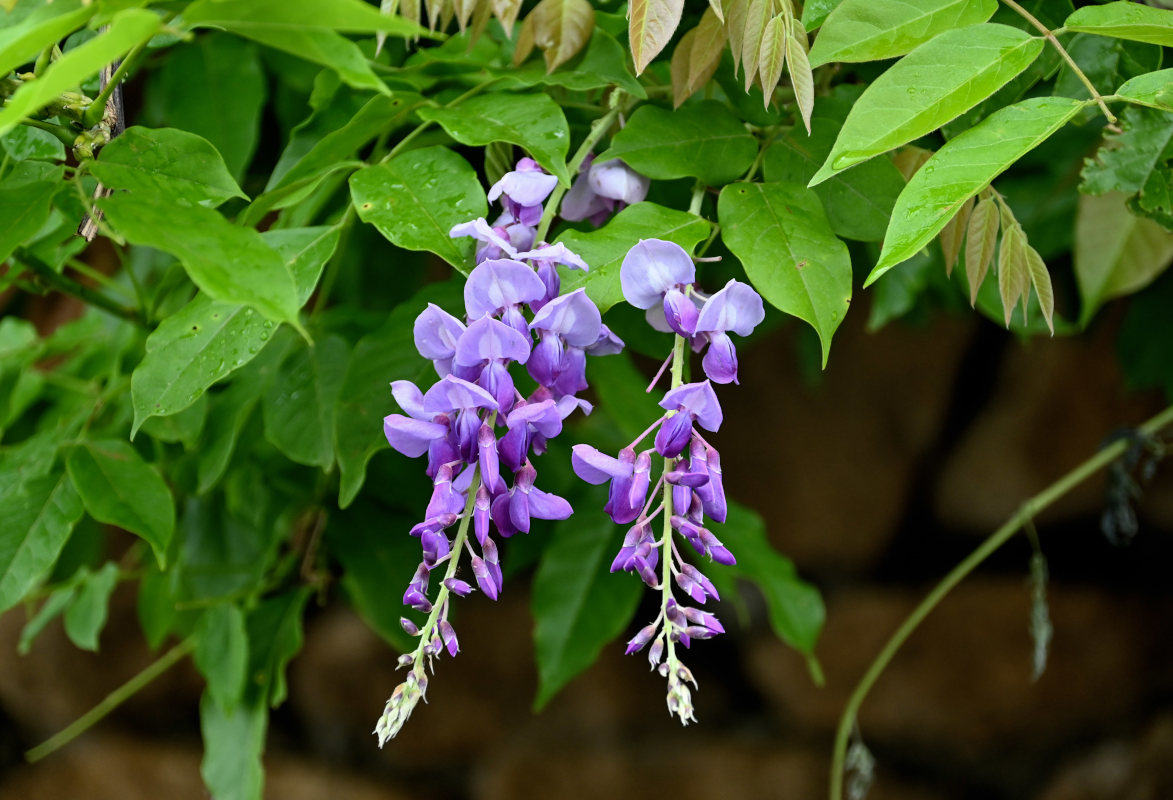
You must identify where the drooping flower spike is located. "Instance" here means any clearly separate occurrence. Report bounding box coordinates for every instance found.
[375,155,624,747]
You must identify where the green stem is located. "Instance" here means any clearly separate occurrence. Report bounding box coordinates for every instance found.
[828,402,1173,800]
[657,333,689,682]
[741,129,779,183]
[311,207,356,316]
[26,637,195,763]
[16,250,142,325]
[20,118,75,147]
[687,181,706,216]
[999,0,1116,124]
[532,101,626,245]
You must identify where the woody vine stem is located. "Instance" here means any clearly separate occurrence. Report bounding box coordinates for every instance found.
[828,403,1173,800]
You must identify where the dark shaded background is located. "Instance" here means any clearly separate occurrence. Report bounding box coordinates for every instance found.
[1,285,1171,800]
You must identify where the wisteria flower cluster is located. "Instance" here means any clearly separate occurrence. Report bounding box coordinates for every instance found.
[572,239,764,723]
[373,158,623,745]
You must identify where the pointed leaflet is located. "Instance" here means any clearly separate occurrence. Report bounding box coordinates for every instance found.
[512,12,537,65]
[965,195,999,304]
[195,604,249,713]
[63,562,120,652]
[1115,70,1173,113]
[350,147,487,271]
[262,334,349,470]
[66,441,175,569]
[200,693,266,800]
[688,8,727,97]
[671,28,698,108]
[525,0,595,72]
[997,225,1028,327]
[184,0,423,37]
[0,0,97,80]
[101,195,301,327]
[1024,243,1054,335]
[501,27,646,98]
[532,500,641,708]
[89,127,247,209]
[741,0,770,91]
[809,24,1045,186]
[808,0,997,67]
[629,0,684,74]
[786,17,814,132]
[1082,107,1173,200]
[418,94,572,185]
[0,473,84,612]
[0,9,160,137]
[718,182,852,366]
[0,164,61,265]
[557,202,711,312]
[726,0,749,76]
[1075,192,1173,325]
[1064,2,1173,48]
[758,15,788,105]
[868,96,1085,284]
[939,196,974,275]
[493,0,524,34]
[598,101,757,186]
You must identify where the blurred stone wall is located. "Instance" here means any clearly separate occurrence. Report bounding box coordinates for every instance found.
[2,299,1172,800]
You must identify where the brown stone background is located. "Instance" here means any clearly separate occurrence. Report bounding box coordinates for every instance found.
[2,297,1172,800]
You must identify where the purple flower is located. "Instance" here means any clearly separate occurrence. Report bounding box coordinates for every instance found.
[464,259,547,336]
[571,445,652,524]
[620,239,696,310]
[654,381,722,458]
[491,461,573,535]
[488,158,558,227]
[561,156,650,226]
[693,280,765,384]
[413,304,467,376]
[498,399,562,472]
[454,316,532,413]
[449,218,519,263]
[527,289,603,392]
[514,242,590,308]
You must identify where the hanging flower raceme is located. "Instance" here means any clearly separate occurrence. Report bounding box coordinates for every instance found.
[571,237,763,725]
[375,158,624,746]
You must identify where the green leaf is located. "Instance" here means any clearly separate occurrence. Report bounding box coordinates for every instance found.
[809,23,1045,186]
[262,334,348,470]
[1052,34,1162,115]
[130,295,280,436]
[708,502,823,655]
[173,496,280,604]
[1064,1,1173,47]
[101,195,301,327]
[1075,192,1173,325]
[1116,69,1173,113]
[335,279,464,507]
[200,693,266,800]
[195,604,248,713]
[350,147,486,270]
[0,471,84,612]
[245,588,310,707]
[801,0,843,30]
[89,127,247,208]
[66,440,175,568]
[185,0,424,36]
[1082,106,1173,204]
[137,565,177,650]
[763,87,904,242]
[19,581,78,655]
[557,202,711,312]
[869,96,1085,283]
[0,9,161,137]
[0,125,65,162]
[142,34,265,180]
[139,393,209,448]
[0,0,97,82]
[532,499,642,708]
[63,561,119,652]
[598,100,757,186]
[418,94,572,185]
[263,226,341,306]
[809,0,996,67]
[718,181,852,366]
[628,0,684,73]
[0,164,62,264]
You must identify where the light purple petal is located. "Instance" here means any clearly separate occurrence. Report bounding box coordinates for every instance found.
[584,323,624,356]
[413,303,466,361]
[694,279,765,337]
[489,167,558,207]
[620,239,696,309]
[454,315,532,367]
[588,159,649,205]
[383,414,449,457]
[528,289,601,346]
[449,218,518,259]
[560,166,609,222]
[390,380,428,420]
[571,444,631,484]
[660,380,723,431]
[515,242,590,272]
[464,259,546,319]
[663,288,699,337]
[701,332,739,385]
[421,374,498,413]
[506,399,563,438]
[527,487,573,520]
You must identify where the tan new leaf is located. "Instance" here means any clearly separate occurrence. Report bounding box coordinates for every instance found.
[938,196,975,276]
[400,0,422,31]
[629,0,685,74]
[453,0,477,31]
[688,8,727,95]
[375,0,399,54]
[725,0,749,77]
[757,15,787,105]
[513,11,536,65]
[708,0,725,22]
[997,226,1028,327]
[1024,243,1054,334]
[529,0,595,72]
[424,0,446,30]
[786,16,813,131]
[741,0,771,91]
[965,196,999,305]
[492,0,523,36]
[670,28,697,108]
[892,146,933,182]
[469,0,494,46]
